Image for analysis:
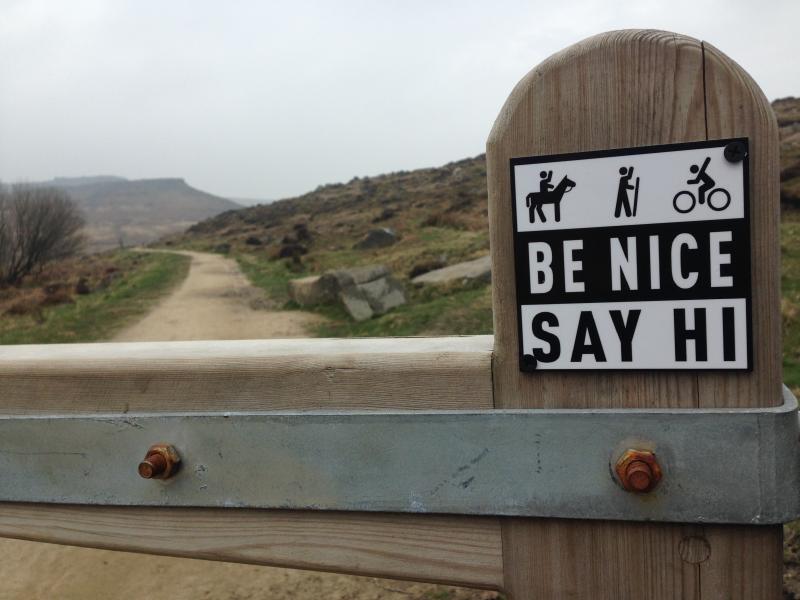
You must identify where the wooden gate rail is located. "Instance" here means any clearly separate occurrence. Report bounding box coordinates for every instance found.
[0,337,504,590]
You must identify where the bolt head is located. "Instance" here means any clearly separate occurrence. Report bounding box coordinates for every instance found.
[615,449,662,493]
[138,443,180,480]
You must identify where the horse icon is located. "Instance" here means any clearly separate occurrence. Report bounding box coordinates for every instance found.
[526,172,576,223]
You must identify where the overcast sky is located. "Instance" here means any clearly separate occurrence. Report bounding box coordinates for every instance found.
[0,1,798,201]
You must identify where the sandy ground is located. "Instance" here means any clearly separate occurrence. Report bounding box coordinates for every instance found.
[1,251,494,599]
[113,250,322,341]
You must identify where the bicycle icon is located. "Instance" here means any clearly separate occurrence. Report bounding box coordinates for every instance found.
[673,187,731,213]
[672,156,731,214]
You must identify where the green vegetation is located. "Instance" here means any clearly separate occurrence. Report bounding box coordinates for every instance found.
[236,254,298,306]
[0,251,190,344]
[314,282,493,337]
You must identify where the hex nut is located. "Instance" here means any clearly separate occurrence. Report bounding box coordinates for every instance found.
[615,448,662,493]
[138,443,181,480]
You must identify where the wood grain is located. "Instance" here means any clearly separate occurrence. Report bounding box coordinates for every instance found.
[0,336,504,590]
[486,30,782,598]
[0,336,494,413]
[0,505,503,589]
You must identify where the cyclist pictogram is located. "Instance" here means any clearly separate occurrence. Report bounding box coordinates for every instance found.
[672,156,731,214]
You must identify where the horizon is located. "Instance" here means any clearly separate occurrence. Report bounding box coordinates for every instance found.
[1,1,798,200]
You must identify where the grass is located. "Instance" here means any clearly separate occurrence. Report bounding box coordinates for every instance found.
[236,254,299,306]
[313,282,493,337]
[0,250,190,344]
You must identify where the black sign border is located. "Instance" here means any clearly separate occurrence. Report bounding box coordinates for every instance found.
[509,137,752,373]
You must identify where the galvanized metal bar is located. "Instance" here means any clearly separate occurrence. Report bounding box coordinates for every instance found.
[0,388,797,524]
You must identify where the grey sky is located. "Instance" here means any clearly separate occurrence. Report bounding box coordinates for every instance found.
[1,1,797,201]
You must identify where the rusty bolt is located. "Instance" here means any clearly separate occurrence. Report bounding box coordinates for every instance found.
[615,449,662,493]
[138,443,180,480]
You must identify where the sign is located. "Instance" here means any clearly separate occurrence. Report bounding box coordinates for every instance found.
[511,138,751,371]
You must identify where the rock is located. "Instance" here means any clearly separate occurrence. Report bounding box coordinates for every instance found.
[74,278,91,295]
[277,243,308,259]
[451,166,465,182]
[412,255,491,285]
[408,258,447,279]
[214,243,231,254]
[245,236,263,246]
[338,286,375,321]
[287,263,406,321]
[288,275,338,306]
[353,228,398,250]
[359,276,406,314]
[327,264,389,286]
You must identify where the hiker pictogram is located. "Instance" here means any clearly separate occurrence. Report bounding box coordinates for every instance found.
[614,166,640,218]
[673,156,731,213]
[526,170,576,223]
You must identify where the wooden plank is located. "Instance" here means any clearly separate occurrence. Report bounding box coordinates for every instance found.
[0,336,494,413]
[0,505,503,590]
[0,336,504,590]
[487,30,782,598]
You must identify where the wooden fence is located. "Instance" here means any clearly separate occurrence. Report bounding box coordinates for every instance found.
[0,30,784,599]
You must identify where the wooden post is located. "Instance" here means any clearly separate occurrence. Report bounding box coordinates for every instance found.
[487,30,782,598]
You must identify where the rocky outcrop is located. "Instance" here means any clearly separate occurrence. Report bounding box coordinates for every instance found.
[289,264,406,321]
[411,255,491,285]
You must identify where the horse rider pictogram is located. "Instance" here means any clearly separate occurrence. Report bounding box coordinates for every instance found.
[526,170,576,223]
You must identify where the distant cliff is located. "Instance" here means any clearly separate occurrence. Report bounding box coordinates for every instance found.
[34,176,241,252]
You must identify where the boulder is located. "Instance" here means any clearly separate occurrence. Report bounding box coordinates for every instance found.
[288,263,406,321]
[408,257,447,279]
[245,236,263,246]
[353,228,398,250]
[359,276,406,314]
[412,255,492,285]
[288,275,338,306]
[327,264,389,286]
[338,286,375,322]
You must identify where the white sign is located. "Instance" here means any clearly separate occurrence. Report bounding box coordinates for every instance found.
[511,139,751,371]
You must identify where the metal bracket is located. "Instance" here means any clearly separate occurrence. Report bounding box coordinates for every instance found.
[1,387,798,524]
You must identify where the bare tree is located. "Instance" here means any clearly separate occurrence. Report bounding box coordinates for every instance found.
[0,184,85,285]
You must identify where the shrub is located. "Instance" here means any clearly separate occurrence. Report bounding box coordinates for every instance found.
[0,184,85,285]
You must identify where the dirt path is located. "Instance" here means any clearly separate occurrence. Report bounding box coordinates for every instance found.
[113,250,322,341]
[0,251,492,599]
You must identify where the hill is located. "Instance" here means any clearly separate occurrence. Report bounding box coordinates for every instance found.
[776,97,800,205]
[178,97,800,253]
[34,176,241,252]
[168,97,800,339]
[176,154,488,269]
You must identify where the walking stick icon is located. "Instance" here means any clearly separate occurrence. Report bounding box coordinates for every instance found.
[632,176,640,216]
